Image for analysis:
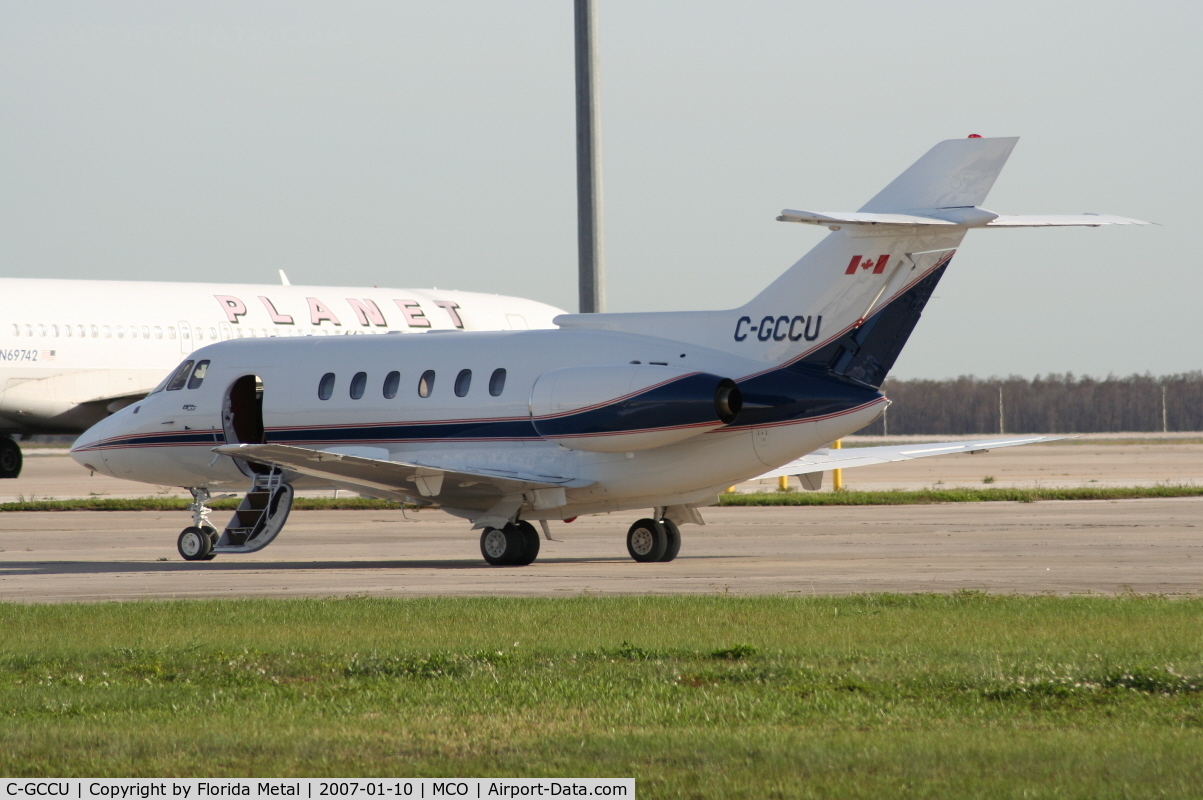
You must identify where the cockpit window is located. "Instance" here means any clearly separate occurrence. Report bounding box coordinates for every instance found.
[187,360,210,390]
[165,360,195,392]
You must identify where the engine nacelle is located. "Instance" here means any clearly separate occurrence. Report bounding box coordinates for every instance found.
[530,365,742,453]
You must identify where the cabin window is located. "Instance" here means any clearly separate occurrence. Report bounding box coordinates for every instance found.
[141,326,150,339]
[187,360,210,390]
[318,372,336,400]
[489,368,507,397]
[115,325,124,339]
[51,325,59,337]
[64,325,72,338]
[38,324,46,337]
[418,370,435,398]
[208,327,216,340]
[166,360,195,391]
[168,327,176,340]
[350,371,367,400]
[383,371,400,399]
[102,326,111,338]
[24,324,33,337]
[154,326,163,339]
[11,324,18,336]
[454,369,472,397]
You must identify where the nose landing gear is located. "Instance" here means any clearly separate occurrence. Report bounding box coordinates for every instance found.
[177,469,293,561]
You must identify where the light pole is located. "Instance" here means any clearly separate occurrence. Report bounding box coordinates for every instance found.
[574,0,605,313]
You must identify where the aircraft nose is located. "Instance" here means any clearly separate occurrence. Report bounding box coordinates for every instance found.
[70,418,118,476]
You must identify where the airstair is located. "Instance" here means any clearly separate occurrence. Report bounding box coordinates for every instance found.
[212,467,294,554]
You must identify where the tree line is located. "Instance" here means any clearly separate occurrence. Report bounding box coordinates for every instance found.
[855,373,1203,435]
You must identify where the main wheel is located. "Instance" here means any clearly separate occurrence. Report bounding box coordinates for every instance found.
[480,526,524,566]
[511,520,541,566]
[177,526,213,561]
[627,518,668,562]
[0,437,21,479]
[659,518,681,562]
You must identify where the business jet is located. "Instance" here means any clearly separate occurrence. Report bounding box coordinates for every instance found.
[70,137,1146,565]
[0,278,563,478]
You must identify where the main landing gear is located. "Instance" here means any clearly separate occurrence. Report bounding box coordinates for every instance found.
[478,515,683,566]
[480,521,541,566]
[0,436,22,479]
[626,517,681,563]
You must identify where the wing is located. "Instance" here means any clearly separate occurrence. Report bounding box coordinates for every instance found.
[754,435,1064,481]
[214,443,593,527]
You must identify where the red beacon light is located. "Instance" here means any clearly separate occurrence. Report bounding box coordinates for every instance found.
[967,133,983,138]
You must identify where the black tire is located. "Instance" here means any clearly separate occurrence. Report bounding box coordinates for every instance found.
[659,518,681,562]
[0,437,21,479]
[627,518,668,562]
[177,527,213,561]
[480,526,524,566]
[511,520,541,566]
[200,524,220,561]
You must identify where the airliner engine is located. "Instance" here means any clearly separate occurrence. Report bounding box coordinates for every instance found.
[529,365,741,453]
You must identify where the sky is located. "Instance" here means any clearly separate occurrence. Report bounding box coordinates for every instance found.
[2,1,1199,379]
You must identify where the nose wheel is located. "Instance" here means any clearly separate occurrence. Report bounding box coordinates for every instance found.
[178,526,214,561]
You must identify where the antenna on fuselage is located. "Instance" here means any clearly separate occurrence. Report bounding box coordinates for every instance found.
[278,270,291,286]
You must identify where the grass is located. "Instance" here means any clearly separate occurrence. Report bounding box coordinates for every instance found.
[0,595,1201,796]
[5,485,1203,512]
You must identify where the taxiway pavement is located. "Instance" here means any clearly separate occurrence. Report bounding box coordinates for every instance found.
[2,500,1200,602]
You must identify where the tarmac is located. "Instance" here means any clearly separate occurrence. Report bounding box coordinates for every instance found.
[1,439,1201,602]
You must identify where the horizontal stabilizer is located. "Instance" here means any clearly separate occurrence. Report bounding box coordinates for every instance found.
[753,435,1064,480]
[777,208,1149,229]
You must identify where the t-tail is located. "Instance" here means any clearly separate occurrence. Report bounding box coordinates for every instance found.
[555,136,1147,387]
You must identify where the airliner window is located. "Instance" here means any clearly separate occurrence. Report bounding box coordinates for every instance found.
[489,368,506,397]
[383,371,400,399]
[318,373,336,401]
[187,360,210,390]
[350,371,367,400]
[11,324,18,336]
[418,370,435,398]
[166,360,195,392]
[455,369,472,397]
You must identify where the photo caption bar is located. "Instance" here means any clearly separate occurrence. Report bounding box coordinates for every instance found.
[2,781,633,800]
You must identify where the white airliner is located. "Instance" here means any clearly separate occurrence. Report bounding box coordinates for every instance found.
[0,279,562,478]
[70,137,1146,565]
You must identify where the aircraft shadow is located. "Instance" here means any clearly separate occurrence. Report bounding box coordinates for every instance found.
[0,556,660,576]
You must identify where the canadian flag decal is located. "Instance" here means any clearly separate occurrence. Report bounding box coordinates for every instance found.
[845,254,890,275]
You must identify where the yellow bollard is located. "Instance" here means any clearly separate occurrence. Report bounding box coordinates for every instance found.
[777,475,789,492]
[831,438,844,491]
[726,486,737,494]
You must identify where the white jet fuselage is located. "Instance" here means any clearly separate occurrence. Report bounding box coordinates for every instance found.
[72,330,886,518]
